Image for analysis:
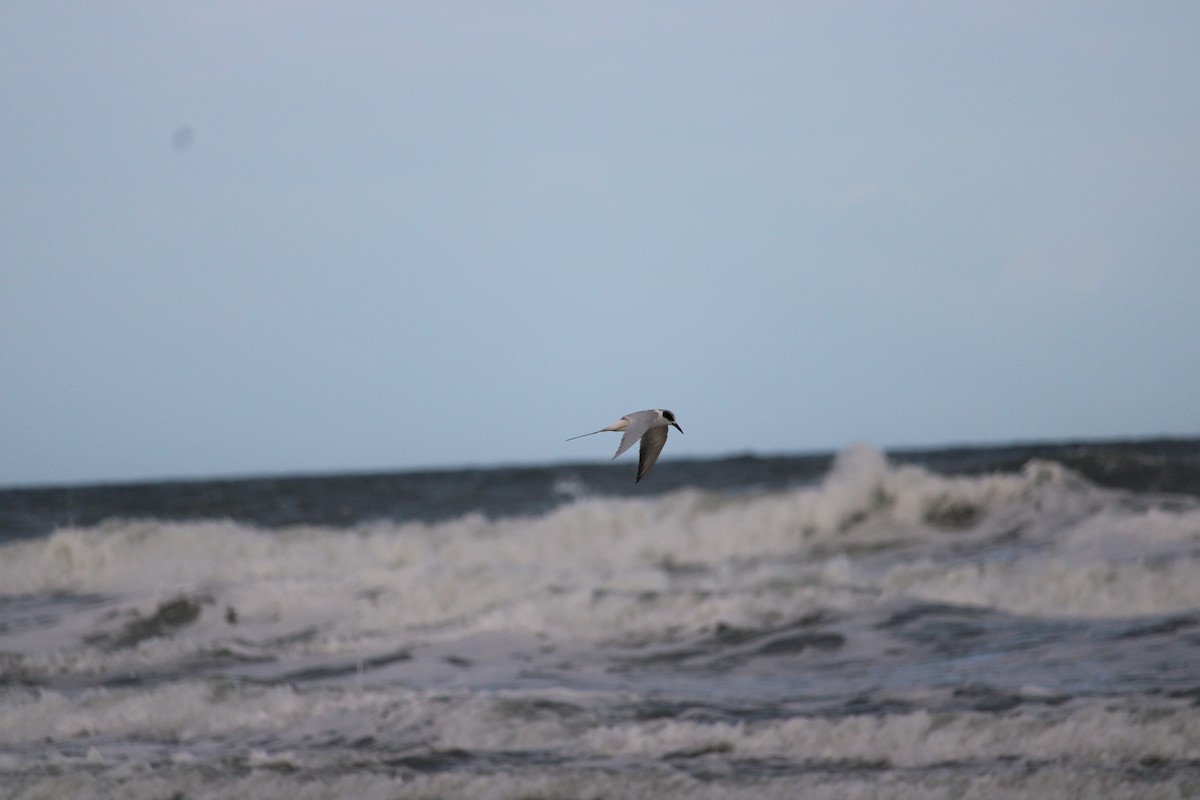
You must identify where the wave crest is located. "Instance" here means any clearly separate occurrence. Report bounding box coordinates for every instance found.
[1,446,1197,670]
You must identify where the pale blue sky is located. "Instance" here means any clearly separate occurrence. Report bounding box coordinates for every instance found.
[3,3,1198,486]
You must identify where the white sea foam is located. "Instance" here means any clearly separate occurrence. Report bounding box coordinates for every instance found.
[881,551,1200,617]
[3,681,1197,763]
[1,446,1198,681]
[7,768,1195,800]
[4,446,1199,799]
[2,681,1197,799]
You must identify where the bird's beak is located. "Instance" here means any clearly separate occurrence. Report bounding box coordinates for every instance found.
[672,422,684,434]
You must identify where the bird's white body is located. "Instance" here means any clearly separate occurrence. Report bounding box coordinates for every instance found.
[567,409,683,482]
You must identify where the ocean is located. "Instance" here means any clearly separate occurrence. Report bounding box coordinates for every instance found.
[2,439,1199,799]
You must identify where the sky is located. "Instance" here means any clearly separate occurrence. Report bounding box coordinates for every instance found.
[2,3,1198,487]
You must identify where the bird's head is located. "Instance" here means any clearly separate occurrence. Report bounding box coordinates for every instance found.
[659,409,683,434]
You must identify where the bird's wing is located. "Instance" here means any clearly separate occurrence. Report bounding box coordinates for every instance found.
[611,411,654,459]
[636,425,669,482]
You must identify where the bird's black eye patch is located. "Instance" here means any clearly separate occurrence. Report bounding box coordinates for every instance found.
[663,411,675,422]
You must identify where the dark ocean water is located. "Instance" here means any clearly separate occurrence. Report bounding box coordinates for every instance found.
[6,437,1199,540]
[2,438,1199,798]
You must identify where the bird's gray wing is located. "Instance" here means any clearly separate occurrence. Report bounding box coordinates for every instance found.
[636,425,669,482]
[611,411,654,460]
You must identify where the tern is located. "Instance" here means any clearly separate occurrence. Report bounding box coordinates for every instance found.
[567,409,683,482]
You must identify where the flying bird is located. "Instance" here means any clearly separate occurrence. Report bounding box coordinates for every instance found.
[567,409,683,482]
